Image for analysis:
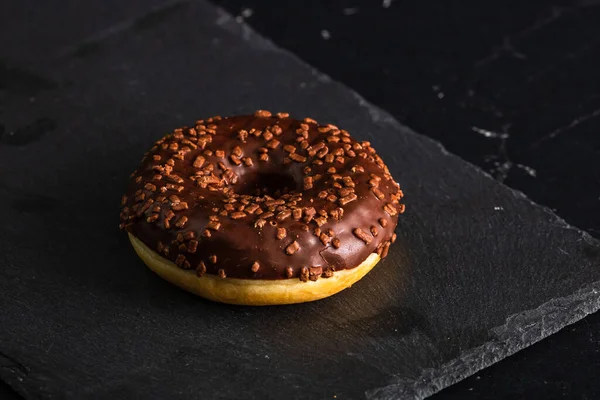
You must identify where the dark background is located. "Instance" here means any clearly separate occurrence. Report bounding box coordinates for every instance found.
[214,0,600,398]
[1,0,599,398]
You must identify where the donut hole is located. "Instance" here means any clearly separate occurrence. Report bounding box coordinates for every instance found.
[237,172,299,197]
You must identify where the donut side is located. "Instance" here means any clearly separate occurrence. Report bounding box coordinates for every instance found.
[129,233,380,305]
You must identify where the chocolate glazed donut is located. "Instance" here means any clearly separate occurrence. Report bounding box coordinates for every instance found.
[120,110,405,305]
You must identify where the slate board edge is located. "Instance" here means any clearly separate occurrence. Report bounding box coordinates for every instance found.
[1,2,600,399]
[364,279,600,399]
[0,354,29,400]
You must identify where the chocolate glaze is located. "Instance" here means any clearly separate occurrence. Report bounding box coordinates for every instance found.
[120,111,404,280]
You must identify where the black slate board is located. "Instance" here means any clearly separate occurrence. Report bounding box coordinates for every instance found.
[1,1,599,399]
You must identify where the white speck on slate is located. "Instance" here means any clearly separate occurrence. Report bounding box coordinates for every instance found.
[343,7,359,15]
[432,85,445,98]
[494,206,504,211]
[383,0,393,8]
[516,163,537,177]
[321,29,331,40]
[241,8,253,18]
[472,126,509,139]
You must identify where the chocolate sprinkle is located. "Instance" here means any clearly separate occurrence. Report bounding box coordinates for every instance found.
[299,267,309,282]
[196,261,207,277]
[381,242,390,259]
[230,211,246,220]
[285,241,300,255]
[276,228,287,240]
[353,228,372,244]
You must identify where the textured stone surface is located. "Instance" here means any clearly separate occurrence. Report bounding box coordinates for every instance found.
[1,1,599,399]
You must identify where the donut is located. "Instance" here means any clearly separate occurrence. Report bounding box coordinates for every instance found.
[119,110,405,305]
